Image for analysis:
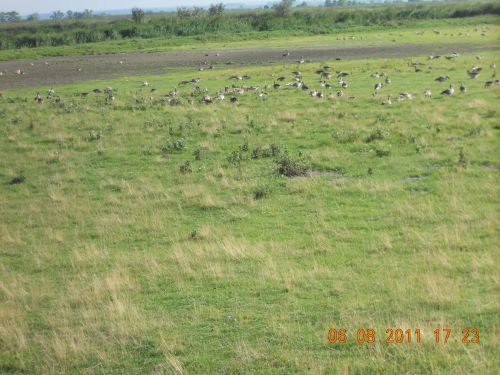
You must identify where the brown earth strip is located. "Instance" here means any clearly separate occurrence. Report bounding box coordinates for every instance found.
[0,42,497,89]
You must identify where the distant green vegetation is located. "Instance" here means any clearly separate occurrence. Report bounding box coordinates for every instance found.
[0,2,499,51]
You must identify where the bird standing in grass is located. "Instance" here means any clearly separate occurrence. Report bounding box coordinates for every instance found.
[381,95,392,105]
[460,82,467,93]
[441,85,454,95]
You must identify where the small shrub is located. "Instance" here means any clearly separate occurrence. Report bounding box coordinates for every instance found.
[194,148,203,160]
[87,130,101,141]
[239,140,249,152]
[253,188,268,200]
[375,148,391,157]
[467,126,483,137]
[458,148,467,168]
[8,176,25,185]
[333,128,360,143]
[179,161,192,173]
[227,150,243,165]
[161,138,186,153]
[365,128,390,143]
[275,153,309,177]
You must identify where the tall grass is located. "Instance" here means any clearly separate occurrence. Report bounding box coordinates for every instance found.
[0,1,499,50]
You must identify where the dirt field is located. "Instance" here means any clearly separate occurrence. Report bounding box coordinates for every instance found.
[0,42,497,89]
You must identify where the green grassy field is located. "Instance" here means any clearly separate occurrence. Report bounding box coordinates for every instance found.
[0,16,498,62]
[0,38,499,373]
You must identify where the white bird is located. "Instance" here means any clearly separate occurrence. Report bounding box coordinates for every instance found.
[424,89,432,98]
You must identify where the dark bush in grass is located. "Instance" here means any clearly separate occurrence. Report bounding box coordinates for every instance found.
[8,176,25,185]
[275,152,309,177]
[161,138,186,153]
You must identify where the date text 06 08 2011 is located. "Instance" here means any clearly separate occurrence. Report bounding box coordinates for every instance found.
[327,327,479,345]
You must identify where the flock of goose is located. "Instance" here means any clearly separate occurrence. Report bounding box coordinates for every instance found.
[2,50,499,107]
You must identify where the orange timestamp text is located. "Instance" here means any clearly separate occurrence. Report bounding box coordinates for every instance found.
[327,327,479,345]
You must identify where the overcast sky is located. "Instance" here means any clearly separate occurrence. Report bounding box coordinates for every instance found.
[0,0,265,15]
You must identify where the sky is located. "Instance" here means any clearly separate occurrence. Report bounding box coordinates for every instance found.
[0,0,266,15]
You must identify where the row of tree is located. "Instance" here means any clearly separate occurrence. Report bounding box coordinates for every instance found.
[0,11,21,22]
[0,9,95,22]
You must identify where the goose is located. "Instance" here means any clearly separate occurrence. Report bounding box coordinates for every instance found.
[339,80,348,89]
[81,92,89,97]
[231,75,243,81]
[336,90,344,97]
[370,73,380,78]
[277,76,286,82]
[297,56,305,64]
[316,92,324,98]
[142,81,149,87]
[234,87,245,94]
[322,72,332,79]
[15,69,24,75]
[310,90,317,97]
[459,82,467,93]
[104,87,113,94]
[428,55,441,60]
[467,70,481,79]
[258,92,268,98]
[119,60,124,65]
[381,95,392,105]
[399,92,414,100]
[202,96,212,104]
[323,66,332,71]
[440,85,454,95]
[337,72,349,78]
[230,96,238,103]
[273,82,281,90]
[283,51,290,57]
[484,81,494,88]
[150,88,157,93]
[77,67,82,72]
[47,87,55,97]
[385,77,391,84]
[217,93,225,101]
[435,76,450,82]
[374,82,383,92]
[34,93,42,102]
[29,62,34,66]
[424,89,432,98]
[490,63,496,69]
[93,88,102,94]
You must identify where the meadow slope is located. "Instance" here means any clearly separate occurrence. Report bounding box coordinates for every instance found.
[0,46,499,373]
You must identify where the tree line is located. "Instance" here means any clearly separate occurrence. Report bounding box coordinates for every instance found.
[0,1,498,50]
